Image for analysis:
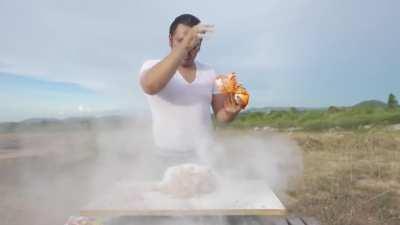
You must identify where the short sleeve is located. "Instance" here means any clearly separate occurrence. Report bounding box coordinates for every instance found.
[211,70,221,95]
[139,59,160,79]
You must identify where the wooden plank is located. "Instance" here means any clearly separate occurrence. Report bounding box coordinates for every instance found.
[81,179,286,217]
[301,217,320,225]
[81,208,287,217]
[259,216,289,225]
[103,216,225,225]
[226,216,263,225]
[102,216,288,225]
[287,216,306,225]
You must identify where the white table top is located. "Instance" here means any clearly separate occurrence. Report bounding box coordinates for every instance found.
[81,179,286,217]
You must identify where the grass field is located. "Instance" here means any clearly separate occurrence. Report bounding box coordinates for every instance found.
[284,130,400,225]
[228,105,400,132]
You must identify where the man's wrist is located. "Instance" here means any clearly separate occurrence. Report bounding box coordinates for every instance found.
[223,107,240,116]
[173,45,188,58]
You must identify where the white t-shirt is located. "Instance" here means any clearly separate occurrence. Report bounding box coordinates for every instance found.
[139,59,219,155]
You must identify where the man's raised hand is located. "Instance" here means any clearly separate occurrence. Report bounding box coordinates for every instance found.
[180,24,214,52]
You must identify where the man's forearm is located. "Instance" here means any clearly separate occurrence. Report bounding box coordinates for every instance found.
[216,108,239,123]
[140,47,187,95]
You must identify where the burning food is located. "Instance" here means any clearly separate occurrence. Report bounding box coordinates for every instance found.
[215,72,250,108]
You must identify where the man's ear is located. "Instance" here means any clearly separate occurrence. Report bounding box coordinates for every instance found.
[169,34,173,48]
[198,40,202,50]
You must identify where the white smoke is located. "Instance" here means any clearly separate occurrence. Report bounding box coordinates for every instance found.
[0,115,302,225]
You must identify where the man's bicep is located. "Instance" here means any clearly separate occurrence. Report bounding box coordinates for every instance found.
[138,60,160,92]
[139,60,158,78]
[139,68,151,89]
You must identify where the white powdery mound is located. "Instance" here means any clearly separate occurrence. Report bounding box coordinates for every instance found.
[157,163,218,198]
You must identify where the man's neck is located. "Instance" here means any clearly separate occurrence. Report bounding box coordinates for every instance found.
[179,62,195,70]
[178,62,197,82]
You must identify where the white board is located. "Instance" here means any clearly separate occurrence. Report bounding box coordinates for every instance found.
[80,179,286,217]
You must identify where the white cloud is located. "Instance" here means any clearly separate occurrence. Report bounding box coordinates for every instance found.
[1,0,399,110]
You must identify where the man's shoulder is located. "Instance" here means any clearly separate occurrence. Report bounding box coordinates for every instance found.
[144,59,161,64]
[139,59,161,73]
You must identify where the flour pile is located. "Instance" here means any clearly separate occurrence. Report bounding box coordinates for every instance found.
[156,164,218,198]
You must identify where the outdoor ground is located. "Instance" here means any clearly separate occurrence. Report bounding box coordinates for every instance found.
[285,130,400,225]
[0,128,399,225]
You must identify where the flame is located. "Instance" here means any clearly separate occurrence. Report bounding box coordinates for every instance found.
[215,72,250,109]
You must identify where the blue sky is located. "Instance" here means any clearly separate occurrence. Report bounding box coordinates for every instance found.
[0,73,118,122]
[0,0,399,122]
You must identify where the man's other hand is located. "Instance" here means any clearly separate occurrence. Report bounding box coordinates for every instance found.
[223,94,242,114]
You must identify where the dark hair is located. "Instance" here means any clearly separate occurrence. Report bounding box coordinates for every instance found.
[169,14,201,36]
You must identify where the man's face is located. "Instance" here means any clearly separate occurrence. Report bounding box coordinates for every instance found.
[169,24,201,67]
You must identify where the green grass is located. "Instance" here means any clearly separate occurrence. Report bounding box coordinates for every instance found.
[224,106,400,131]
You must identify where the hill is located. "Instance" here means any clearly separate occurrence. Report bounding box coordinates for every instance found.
[352,100,387,108]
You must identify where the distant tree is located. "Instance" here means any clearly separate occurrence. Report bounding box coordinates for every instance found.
[289,107,298,113]
[388,93,399,110]
[328,106,340,113]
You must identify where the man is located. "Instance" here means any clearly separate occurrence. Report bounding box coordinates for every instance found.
[139,14,242,167]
